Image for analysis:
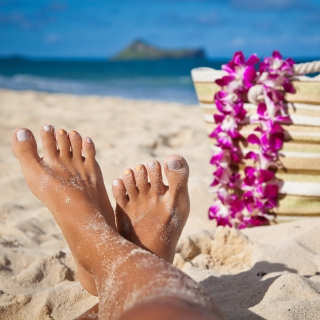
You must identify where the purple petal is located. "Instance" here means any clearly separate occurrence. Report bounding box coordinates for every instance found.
[215,91,228,99]
[233,51,245,65]
[275,116,292,124]
[229,173,241,188]
[245,166,256,175]
[235,107,247,120]
[245,151,258,161]
[243,190,253,198]
[256,199,264,209]
[264,184,279,197]
[265,198,277,209]
[247,134,260,145]
[215,76,234,87]
[214,114,225,124]
[217,136,233,148]
[270,132,284,150]
[257,102,267,116]
[209,131,216,138]
[283,82,295,93]
[243,196,255,212]
[231,151,241,163]
[259,169,275,183]
[286,57,295,67]
[214,166,225,178]
[210,179,219,187]
[216,217,233,227]
[259,61,268,73]
[247,216,269,227]
[231,199,245,213]
[271,123,284,133]
[260,133,269,147]
[275,89,284,101]
[244,166,256,177]
[209,125,221,138]
[210,153,222,164]
[272,50,282,59]
[246,53,260,66]
[208,205,219,219]
[215,100,227,113]
[222,63,234,74]
[243,66,257,83]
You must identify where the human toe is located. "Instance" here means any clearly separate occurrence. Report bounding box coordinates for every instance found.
[134,164,149,194]
[41,125,58,159]
[56,129,71,158]
[122,169,138,199]
[164,154,189,191]
[147,160,165,195]
[12,128,40,166]
[83,137,96,163]
[68,130,83,160]
[112,178,129,208]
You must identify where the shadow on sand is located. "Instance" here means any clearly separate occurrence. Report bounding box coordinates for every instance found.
[200,261,297,319]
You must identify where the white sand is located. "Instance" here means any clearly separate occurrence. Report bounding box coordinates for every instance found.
[0,89,319,319]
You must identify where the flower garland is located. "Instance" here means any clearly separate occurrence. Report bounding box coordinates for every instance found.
[209,51,295,229]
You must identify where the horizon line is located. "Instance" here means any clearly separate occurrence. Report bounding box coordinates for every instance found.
[0,54,319,61]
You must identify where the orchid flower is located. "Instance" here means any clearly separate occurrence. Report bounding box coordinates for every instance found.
[208,51,294,229]
[217,51,260,93]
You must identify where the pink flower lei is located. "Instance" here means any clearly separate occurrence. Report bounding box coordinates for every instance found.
[209,51,295,229]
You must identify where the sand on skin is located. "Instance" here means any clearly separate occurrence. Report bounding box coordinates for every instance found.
[0,89,320,319]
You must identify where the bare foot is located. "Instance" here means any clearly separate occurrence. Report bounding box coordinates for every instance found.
[113,155,190,263]
[78,155,190,296]
[77,156,190,297]
[12,126,116,274]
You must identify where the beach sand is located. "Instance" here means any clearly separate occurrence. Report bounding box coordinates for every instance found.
[0,88,319,319]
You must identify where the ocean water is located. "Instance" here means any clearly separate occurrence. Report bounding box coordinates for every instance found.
[0,57,225,104]
[0,57,317,104]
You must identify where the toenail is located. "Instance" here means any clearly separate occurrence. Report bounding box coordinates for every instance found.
[86,137,93,144]
[135,165,142,172]
[43,125,51,132]
[167,160,182,170]
[113,179,119,186]
[59,129,66,135]
[69,130,77,135]
[124,169,131,175]
[148,161,155,168]
[16,129,30,141]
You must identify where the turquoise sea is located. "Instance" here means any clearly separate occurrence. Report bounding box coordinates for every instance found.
[0,57,317,104]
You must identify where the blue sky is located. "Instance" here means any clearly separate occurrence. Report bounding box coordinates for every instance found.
[1,0,320,58]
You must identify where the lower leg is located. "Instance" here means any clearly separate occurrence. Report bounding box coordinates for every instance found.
[119,296,219,320]
[77,297,216,320]
[79,217,224,320]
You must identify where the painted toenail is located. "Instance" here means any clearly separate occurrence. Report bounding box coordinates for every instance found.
[86,137,93,144]
[124,169,131,175]
[135,165,142,172]
[59,129,66,135]
[167,160,181,170]
[43,125,51,132]
[16,130,30,141]
[113,179,119,186]
[148,161,155,168]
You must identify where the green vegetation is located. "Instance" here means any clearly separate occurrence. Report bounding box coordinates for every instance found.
[111,39,205,61]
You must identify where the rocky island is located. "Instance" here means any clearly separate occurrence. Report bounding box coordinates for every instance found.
[111,39,205,61]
